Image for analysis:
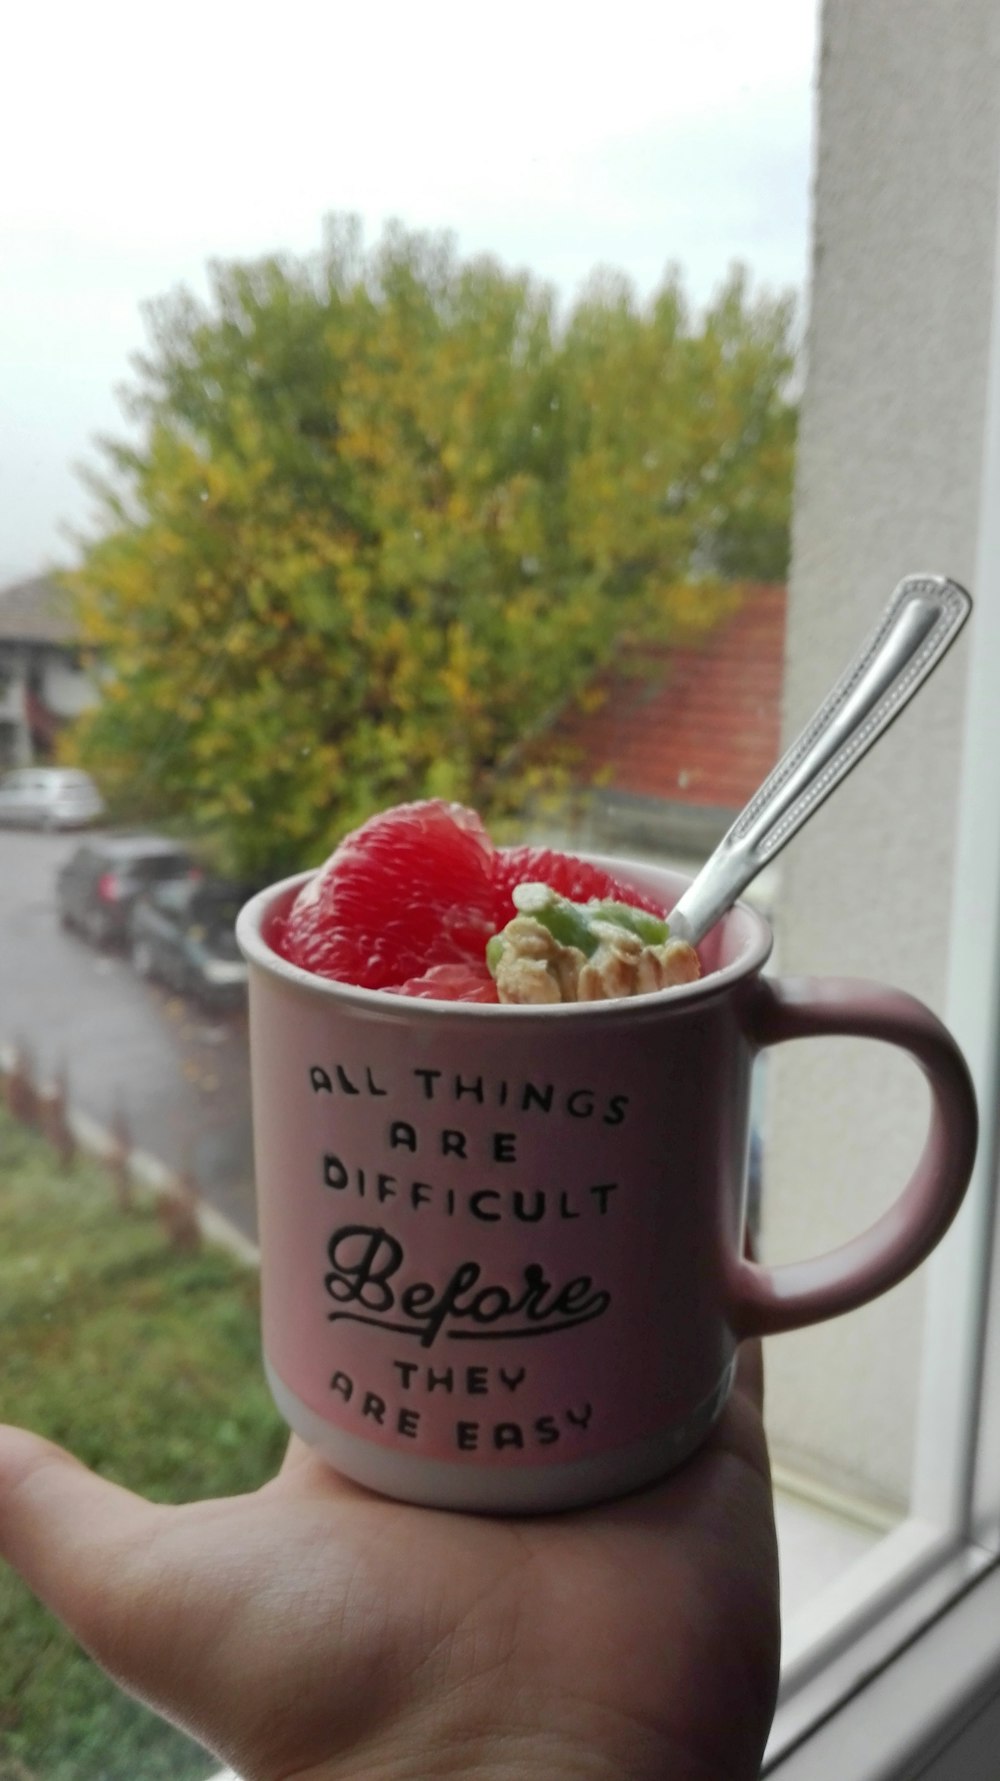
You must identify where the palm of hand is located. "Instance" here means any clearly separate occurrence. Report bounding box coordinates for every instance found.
[0,1356,778,1781]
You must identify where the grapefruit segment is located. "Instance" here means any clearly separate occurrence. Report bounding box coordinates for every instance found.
[393,962,499,1003]
[493,846,664,925]
[279,799,495,990]
[275,800,669,1001]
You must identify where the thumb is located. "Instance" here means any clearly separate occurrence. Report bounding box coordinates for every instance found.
[0,1422,243,1755]
[0,1422,325,1769]
[0,1423,168,1669]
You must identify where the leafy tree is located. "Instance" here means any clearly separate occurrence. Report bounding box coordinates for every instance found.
[66,218,796,877]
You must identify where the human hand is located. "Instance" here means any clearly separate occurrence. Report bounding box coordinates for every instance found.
[0,1345,778,1781]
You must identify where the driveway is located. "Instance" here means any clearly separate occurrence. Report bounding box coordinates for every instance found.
[0,827,257,1236]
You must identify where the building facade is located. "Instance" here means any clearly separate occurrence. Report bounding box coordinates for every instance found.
[0,576,99,767]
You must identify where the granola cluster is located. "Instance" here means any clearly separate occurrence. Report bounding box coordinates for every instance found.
[489,898,700,1006]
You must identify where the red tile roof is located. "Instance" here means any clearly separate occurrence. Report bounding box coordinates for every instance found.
[557,584,787,812]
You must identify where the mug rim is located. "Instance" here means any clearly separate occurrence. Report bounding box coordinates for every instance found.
[236,857,774,1022]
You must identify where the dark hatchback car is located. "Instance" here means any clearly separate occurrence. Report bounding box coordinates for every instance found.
[128,877,254,1010]
[56,834,196,947]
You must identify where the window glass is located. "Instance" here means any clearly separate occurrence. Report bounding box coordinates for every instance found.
[126,853,192,883]
[8,2,995,1775]
[151,879,193,915]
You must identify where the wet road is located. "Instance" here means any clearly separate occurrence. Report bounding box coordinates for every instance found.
[0,827,257,1236]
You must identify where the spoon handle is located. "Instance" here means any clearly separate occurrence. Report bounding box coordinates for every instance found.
[667,573,972,948]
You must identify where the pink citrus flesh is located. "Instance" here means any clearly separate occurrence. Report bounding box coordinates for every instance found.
[393,962,499,1003]
[275,800,668,999]
[492,844,665,925]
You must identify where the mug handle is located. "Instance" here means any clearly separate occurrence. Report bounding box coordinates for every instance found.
[727,976,978,1339]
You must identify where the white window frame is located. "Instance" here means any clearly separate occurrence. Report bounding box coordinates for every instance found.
[763,29,1000,1777]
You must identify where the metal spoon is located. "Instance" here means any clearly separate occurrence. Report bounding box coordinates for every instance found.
[666,573,973,948]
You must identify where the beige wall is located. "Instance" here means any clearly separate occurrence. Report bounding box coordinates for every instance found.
[763,0,1000,1505]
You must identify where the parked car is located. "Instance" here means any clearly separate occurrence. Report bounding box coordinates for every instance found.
[128,876,254,1010]
[56,834,196,947]
[0,767,105,830]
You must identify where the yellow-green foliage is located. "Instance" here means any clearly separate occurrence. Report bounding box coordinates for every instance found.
[66,218,796,876]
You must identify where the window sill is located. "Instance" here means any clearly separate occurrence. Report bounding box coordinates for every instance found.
[766,1534,1000,1776]
[774,1477,887,1618]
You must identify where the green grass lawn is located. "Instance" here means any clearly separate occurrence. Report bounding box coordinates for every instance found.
[0,1107,286,1781]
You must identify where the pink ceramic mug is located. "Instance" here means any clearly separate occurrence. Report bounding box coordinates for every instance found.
[236,858,977,1513]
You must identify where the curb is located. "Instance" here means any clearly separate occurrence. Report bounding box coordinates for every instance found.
[0,1042,260,1269]
[70,1105,260,1267]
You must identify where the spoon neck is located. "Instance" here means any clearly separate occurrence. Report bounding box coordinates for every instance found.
[669,839,751,949]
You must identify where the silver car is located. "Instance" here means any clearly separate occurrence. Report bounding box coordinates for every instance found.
[0,767,105,830]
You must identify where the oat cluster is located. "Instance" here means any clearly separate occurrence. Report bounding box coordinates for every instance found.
[491,909,700,1005]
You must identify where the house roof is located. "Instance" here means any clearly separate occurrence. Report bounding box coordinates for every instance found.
[0,575,78,645]
[556,583,787,812]
[0,572,785,815]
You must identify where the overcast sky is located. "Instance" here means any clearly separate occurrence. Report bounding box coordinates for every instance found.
[1,0,819,583]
